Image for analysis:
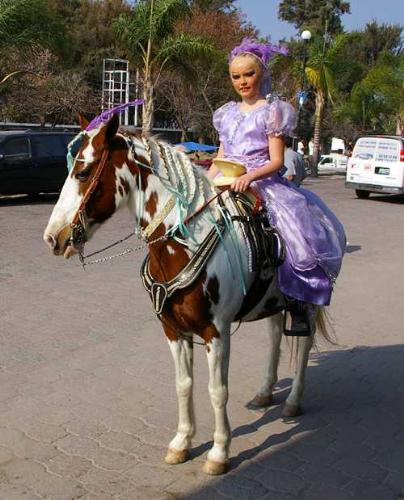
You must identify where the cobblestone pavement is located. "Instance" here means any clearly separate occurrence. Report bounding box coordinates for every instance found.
[0,178,403,499]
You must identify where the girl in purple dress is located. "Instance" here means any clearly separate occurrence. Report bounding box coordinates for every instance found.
[209,39,346,335]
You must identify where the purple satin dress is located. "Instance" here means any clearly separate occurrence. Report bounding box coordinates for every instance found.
[213,100,346,305]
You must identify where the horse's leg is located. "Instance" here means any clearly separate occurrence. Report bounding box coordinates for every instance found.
[249,312,284,408]
[203,328,231,475]
[165,337,195,465]
[282,333,314,417]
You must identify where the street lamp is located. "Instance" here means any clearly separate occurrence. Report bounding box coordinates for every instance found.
[296,29,312,156]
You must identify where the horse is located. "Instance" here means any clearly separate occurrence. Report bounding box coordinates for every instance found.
[43,113,329,475]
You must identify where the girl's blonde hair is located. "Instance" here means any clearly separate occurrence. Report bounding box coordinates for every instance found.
[229,53,264,79]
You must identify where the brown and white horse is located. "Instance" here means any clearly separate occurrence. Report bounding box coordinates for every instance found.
[44,114,326,475]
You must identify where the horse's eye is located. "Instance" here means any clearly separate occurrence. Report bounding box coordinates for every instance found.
[76,167,91,181]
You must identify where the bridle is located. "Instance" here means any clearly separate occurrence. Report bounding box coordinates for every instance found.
[69,149,110,251]
[67,137,174,265]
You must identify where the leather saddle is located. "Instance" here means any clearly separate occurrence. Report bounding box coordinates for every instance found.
[226,190,285,272]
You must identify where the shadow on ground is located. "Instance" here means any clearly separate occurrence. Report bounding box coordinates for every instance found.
[186,345,404,500]
[366,194,404,205]
[346,244,361,254]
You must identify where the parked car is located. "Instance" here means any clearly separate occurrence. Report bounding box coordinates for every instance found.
[345,136,404,198]
[317,153,348,173]
[0,130,75,196]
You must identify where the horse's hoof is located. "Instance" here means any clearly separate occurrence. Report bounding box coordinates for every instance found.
[282,403,301,418]
[247,393,273,408]
[203,460,228,475]
[165,448,189,465]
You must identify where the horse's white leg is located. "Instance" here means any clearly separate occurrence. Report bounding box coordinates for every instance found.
[165,338,195,465]
[250,312,284,407]
[203,330,231,475]
[283,333,314,417]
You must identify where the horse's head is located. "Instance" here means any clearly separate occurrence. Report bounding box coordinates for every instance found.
[43,114,136,258]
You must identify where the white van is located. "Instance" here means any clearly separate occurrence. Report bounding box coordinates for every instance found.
[318,153,348,173]
[346,136,404,198]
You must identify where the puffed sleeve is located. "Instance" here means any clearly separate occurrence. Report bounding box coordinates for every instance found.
[264,99,297,137]
[213,101,236,141]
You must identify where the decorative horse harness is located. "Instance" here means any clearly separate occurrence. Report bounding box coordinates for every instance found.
[141,191,285,317]
[68,135,285,318]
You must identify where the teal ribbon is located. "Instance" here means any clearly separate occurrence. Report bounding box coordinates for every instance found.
[66,132,85,172]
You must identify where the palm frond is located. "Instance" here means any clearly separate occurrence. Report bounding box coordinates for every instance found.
[113,0,190,57]
[323,66,336,103]
[305,67,322,89]
[156,33,217,68]
[113,11,150,53]
[151,0,190,40]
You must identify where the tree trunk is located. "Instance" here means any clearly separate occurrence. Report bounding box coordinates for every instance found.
[142,0,155,135]
[312,91,325,176]
[396,116,403,137]
[142,76,154,135]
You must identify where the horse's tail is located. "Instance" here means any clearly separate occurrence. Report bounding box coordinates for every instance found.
[313,306,337,347]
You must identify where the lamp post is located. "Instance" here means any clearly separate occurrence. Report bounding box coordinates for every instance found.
[296,30,311,158]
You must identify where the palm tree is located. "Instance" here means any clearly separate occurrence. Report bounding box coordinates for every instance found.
[305,34,346,172]
[113,0,216,133]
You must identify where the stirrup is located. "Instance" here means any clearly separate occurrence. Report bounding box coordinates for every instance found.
[283,299,312,337]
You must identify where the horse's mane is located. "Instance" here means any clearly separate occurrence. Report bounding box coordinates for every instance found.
[119,128,218,237]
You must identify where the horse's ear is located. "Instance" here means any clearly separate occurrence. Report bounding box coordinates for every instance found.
[78,114,89,131]
[105,114,120,143]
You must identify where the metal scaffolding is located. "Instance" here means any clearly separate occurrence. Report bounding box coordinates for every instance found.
[102,58,131,125]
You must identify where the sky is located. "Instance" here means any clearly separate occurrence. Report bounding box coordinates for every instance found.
[235,0,404,42]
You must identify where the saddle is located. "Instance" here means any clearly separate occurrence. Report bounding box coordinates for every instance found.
[140,189,284,317]
[225,190,285,272]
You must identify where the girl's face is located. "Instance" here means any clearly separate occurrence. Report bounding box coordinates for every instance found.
[229,56,262,100]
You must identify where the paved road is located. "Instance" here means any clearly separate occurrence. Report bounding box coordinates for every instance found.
[0,178,403,499]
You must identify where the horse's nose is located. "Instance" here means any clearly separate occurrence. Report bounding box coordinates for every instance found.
[44,233,56,250]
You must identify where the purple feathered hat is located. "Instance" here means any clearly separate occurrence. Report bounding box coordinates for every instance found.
[86,99,144,131]
[229,38,288,68]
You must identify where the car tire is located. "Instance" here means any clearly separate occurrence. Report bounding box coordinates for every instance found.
[355,189,370,199]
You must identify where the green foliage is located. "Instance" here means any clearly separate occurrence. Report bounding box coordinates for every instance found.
[0,0,66,55]
[278,0,350,36]
[187,0,236,11]
[360,21,403,64]
[336,54,404,133]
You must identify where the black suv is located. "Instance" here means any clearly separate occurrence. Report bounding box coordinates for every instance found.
[0,130,76,196]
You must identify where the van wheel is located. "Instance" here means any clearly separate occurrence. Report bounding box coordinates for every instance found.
[355,189,370,199]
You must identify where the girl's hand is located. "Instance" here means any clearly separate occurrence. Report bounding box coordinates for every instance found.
[231,173,254,192]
